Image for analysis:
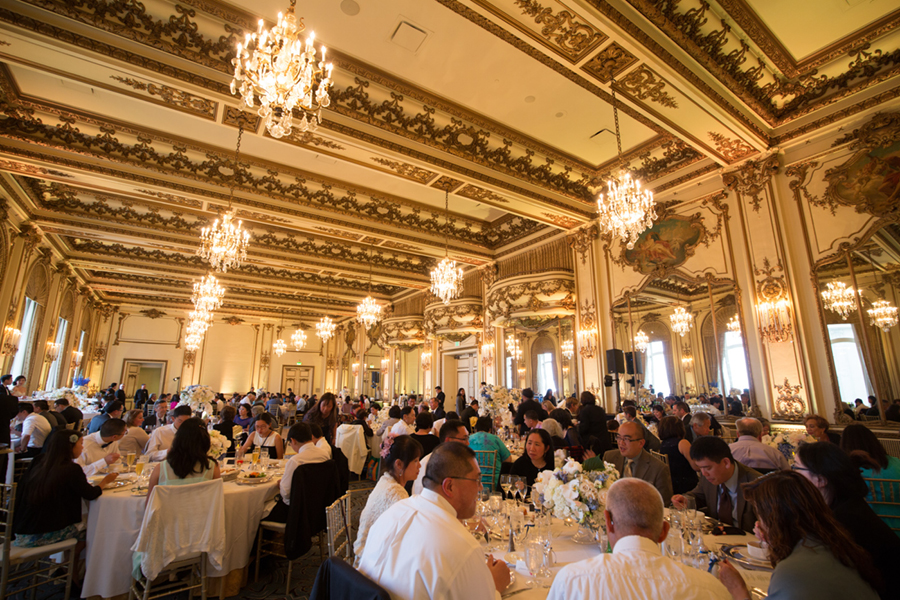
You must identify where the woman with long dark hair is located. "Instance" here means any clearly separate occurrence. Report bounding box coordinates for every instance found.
[841,423,900,533]
[146,418,221,498]
[304,392,338,443]
[793,442,900,598]
[549,408,579,447]
[13,431,117,548]
[510,428,554,488]
[455,388,467,416]
[718,471,880,600]
[656,415,698,495]
[234,403,254,430]
[238,412,284,459]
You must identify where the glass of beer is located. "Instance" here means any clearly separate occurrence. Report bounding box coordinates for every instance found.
[134,461,145,476]
[251,449,260,465]
[126,452,136,472]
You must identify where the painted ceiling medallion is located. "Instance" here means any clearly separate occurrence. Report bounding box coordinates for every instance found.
[231,0,333,138]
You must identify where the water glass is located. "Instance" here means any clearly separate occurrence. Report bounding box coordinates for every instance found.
[489,492,503,516]
[524,540,544,588]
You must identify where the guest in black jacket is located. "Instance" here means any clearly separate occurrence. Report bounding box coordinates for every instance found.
[576,391,611,456]
[14,430,117,550]
[514,388,547,435]
[796,442,900,600]
[212,404,238,456]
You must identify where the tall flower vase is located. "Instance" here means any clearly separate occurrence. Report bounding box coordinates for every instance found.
[572,524,597,545]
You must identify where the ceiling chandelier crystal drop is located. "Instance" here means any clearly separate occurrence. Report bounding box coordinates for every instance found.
[185,310,213,352]
[316,315,335,342]
[821,281,858,320]
[634,329,649,353]
[197,123,250,272]
[597,77,657,250]
[430,187,464,305]
[231,0,333,138]
[869,299,899,333]
[357,250,382,331]
[291,324,307,351]
[561,339,574,360]
[191,273,226,313]
[273,312,287,357]
[670,306,693,337]
[727,314,741,336]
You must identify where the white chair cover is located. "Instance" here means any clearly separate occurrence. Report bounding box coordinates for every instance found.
[131,478,225,580]
[335,424,368,475]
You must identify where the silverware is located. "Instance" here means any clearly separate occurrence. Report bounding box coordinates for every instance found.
[501,588,529,599]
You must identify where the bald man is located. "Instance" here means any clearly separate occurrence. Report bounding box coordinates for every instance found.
[547,479,730,599]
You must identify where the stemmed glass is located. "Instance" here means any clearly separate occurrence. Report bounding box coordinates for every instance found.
[500,475,512,499]
[524,540,544,588]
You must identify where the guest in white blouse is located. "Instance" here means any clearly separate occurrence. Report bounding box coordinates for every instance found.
[118,409,150,458]
[547,479,730,600]
[353,434,423,566]
[309,423,332,459]
[77,418,127,476]
[144,405,192,460]
[359,442,509,599]
[390,407,416,436]
[266,422,331,522]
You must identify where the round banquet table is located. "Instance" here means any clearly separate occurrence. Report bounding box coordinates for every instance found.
[488,517,771,599]
[81,475,279,599]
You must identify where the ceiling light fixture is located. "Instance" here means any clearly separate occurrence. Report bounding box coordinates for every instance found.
[291,311,307,351]
[869,299,898,333]
[273,312,287,357]
[316,285,336,342]
[561,339,574,360]
[357,249,382,330]
[634,329,649,353]
[231,0,333,138]
[198,122,250,272]
[670,306,693,337]
[821,280,858,320]
[191,273,226,313]
[727,314,741,336]
[596,76,657,250]
[430,185,463,305]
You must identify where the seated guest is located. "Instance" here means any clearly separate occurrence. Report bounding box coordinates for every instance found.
[547,479,729,600]
[118,410,150,458]
[805,414,840,444]
[266,423,332,523]
[309,422,332,459]
[303,393,338,444]
[673,402,694,443]
[522,410,541,432]
[146,417,221,494]
[352,407,374,440]
[866,395,880,417]
[622,406,661,451]
[540,418,567,449]
[729,417,789,471]
[510,428,554,488]
[358,443,510,599]
[377,405,402,437]
[247,405,265,433]
[841,423,900,533]
[33,400,65,430]
[431,398,446,421]
[410,412,440,457]
[212,405,238,455]
[53,398,83,428]
[340,397,355,416]
[238,412,284,459]
[15,402,51,458]
[469,416,512,491]
[89,400,124,434]
[233,403,254,430]
[648,404,666,424]
[460,400,479,432]
[794,442,900,598]
[412,420,468,495]
[77,418,127,476]
[657,416,698,495]
[716,471,880,600]
[266,393,283,417]
[142,400,169,430]
[550,408,580,447]
[432,410,457,437]
[354,435,423,565]
[144,405,192,459]
[14,430,117,549]
[586,421,673,504]
[390,406,416,436]
[672,436,761,531]
[514,387,547,434]
[690,412,714,440]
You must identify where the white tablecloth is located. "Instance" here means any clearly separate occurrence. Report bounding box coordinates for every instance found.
[82,477,279,599]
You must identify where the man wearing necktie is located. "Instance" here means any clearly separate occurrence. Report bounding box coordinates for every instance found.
[587,421,673,505]
[671,436,761,531]
[77,418,128,477]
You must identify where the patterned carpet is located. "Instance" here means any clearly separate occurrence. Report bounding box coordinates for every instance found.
[7,479,376,600]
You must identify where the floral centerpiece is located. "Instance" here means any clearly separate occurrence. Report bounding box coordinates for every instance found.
[479,385,516,430]
[762,430,816,464]
[370,405,391,433]
[208,429,230,458]
[533,458,619,544]
[179,385,216,416]
[728,388,742,398]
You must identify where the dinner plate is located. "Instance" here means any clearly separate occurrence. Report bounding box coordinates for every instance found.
[721,544,773,571]
[236,473,272,485]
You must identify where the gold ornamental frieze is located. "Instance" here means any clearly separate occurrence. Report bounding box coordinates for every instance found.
[423,299,484,340]
[379,316,426,348]
[486,271,575,327]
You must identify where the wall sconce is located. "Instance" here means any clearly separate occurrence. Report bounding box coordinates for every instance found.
[421,351,432,370]
[352,362,360,378]
[757,298,793,343]
[561,339,574,360]
[2,326,21,356]
[681,347,693,373]
[480,342,494,367]
[380,358,390,374]
[578,327,596,359]
[71,350,83,369]
[45,341,61,363]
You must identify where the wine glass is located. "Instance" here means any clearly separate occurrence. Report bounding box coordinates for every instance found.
[499,474,512,499]
[524,540,544,588]
[489,492,502,516]
[125,452,136,472]
[251,448,260,466]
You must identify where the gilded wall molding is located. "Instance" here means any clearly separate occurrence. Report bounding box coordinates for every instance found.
[722,155,779,212]
[708,132,756,164]
[618,65,678,109]
[486,275,575,324]
[567,223,598,266]
[773,378,807,421]
[424,301,484,339]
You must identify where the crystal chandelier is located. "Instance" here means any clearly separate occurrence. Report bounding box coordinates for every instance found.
[357,250,382,331]
[291,325,307,351]
[505,334,522,360]
[185,310,212,351]
[561,339,574,360]
[316,315,336,342]
[231,0,333,138]
[191,273,226,313]
[597,77,657,250]
[670,307,693,337]
[869,299,899,333]
[430,186,463,304]
[634,329,649,353]
[821,281,858,320]
[273,313,287,357]
[198,122,250,272]
[727,314,741,336]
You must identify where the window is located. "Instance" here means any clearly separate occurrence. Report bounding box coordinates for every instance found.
[828,323,872,402]
[45,317,68,390]
[10,297,38,378]
[643,340,670,396]
[75,330,86,378]
[537,352,555,397]
[506,356,514,388]
[721,331,750,392]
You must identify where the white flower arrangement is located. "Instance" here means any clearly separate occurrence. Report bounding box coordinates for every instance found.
[762,431,816,464]
[479,385,516,430]
[533,459,619,530]
[179,385,216,416]
[728,388,742,398]
[208,429,230,458]
[370,406,391,432]
[37,387,95,411]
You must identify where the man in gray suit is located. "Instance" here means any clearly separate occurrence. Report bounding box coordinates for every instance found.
[672,437,761,532]
[601,421,673,505]
[622,406,661,451]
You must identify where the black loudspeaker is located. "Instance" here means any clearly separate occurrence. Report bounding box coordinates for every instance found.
[604,375,614,387]
[625,352,643,375]
[606,349,625,374]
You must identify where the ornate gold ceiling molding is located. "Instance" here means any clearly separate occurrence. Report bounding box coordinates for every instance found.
[582,42,638,83]
[456,184,510,204]
[707,132,756,164]
[109,75,216,119]
[486,273,575,325]
[722,154,780,213]
[618,66,678,109]
[133,189,203,209]
[370,157,438,184]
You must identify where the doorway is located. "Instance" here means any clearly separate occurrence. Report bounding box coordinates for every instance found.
[281,366,314,397]
[121,360,168,400]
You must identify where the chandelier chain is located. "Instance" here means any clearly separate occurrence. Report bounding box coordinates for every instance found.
[610,77,623,162]
[228,121,244,208]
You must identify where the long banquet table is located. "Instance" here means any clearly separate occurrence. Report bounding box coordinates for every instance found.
[82,476,279,599]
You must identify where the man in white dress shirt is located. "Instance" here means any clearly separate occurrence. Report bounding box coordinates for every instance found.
[15,402,52,458]
[547,479,730,600]
[144,405,192,459]
[77,418,127,476]
[412,419,468,495]
[308,423,333,459]
[359,442,509,599]
[390,406,416,436]
[266,422,331,522]
[728,417,789,471]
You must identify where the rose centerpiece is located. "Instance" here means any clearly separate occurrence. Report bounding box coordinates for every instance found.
[208,429,230,459]
[179,385,216,417]
[762,431,816,465]
[479,385,516,431]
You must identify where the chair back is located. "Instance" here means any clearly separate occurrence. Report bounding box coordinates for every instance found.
[473,449,497,492]
[309,556,390,600]
[609,431,618,445]
[860,414,879,422]
[335,424,368,475]
[132,478,226,581]
[878,438,900,459]
[13,458,32,483]
[0,482,14,576]
[649,449,669,465]
[325,492,353,560]
[286,460,341,560]
[567,446,585,462]
[865,477,900,534]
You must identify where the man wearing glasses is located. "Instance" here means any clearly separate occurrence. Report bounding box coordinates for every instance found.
[585,421,673,504]
[359,442,510,600]
[411,419,469,495]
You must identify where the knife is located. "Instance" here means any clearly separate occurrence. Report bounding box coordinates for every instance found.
[501,588,530,599]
